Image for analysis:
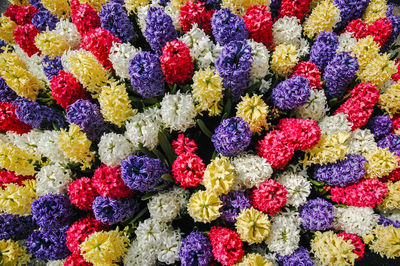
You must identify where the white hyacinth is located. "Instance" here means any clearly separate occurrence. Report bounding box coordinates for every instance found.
[36,164,73,196]
[6,131,41,153]
[164,2,181,31]
[54,19,81,50]
[348,129,378,155]
[148,187,188,222]
[125,107,162,149]
[318,113,353,135]
[109,42,141,79]
[46,260,66,266]
[161,92,197,132]
[124,240,158,266]
[36,130,69,163]
[98,133,136,167]
[13,45,47,82]
[232,153,273,190]
[336,32,357,53]
[157,229,182,264]
[248,40,270,82]
[333,206,379,236]
[277,171,311,208]
[265,212,301,256]
[295,88,328,121]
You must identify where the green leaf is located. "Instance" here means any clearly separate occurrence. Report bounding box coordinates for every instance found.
[196,119,213,138]
[141,193,156,201]
[52,122,60,131]
[161,173,174,182]
[221,89,232,121]
[138,143,154,157]
[151,148,170,167]
[158,130,177,164]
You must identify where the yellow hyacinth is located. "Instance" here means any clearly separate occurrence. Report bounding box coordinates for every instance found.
[379,181,400,211]
[235,207,271,244]
[99,80,136,127]
[66,50,110,98]
[202,156,235,195]
[301,131,350,166]
[271,44,298,77]
[0,15,16,44]
[379,81,400,117]
[303,0,341,39]
[0,142,42,176]
[58,124,95,170]
[124,0,150,14]
[187,190,221,223]
[35,31,69,58]
[357,53,397,89]
[0,240,31,266]
[222,0,270,15]
[235,253,273,266]
[311,231,358,266]
[367,225,400,259]
[236,94,269,134]
[170,0,190,9]
[0,180,37,216]
[363,0,387,24]
[80,229,129,266]
[351,36,381,72]
[41,0,71,19]
[79,0,109,12]
[364,148,399,179]
[192,68,224,116]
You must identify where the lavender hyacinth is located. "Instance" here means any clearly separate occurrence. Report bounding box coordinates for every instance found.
[0,214,36,241]
[367,115,393,140]
[215,40,252,101]
[300,198,334,231]
[129,51,165,98]
[309,31,339,72]
[212,117,252,157]
[334,0,370,29]
[31,194,75,229]
[99,1,136,43]
[0,78,18,103]
[179,231,213,266]
[27,227,70,260]
[121,155,168,192]
[211,8,248,46]
[277,246,314,266]
[323,52,359,99]
[14,98,65,130]
[145,7,178,55]
[378,133,400,156]
[32,10,59,32]
[272,75,311,110]
[66,99,108,142]
[41,55,63,80]
[313,154,367,187]
[378,215,400,228]
[219,191,251,222]
[92,196,139,225]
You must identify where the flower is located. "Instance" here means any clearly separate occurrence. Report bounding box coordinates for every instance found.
[364,148,399,179]
[0,15,16,44]
[333,206,379,236]
[271,44,298,77]
[98,133,135,167]
[358,53,397,88]
[300,198,334,231]
[211,8,247,46]
[379,181,400,211]
[235,207,270,244]
[279,0,313,20]
[187,190,221,223]
[179,1,213,34]
[64,253,91,266]
[250,179,287,215]
[171,134,198,155]
[202,156,235,195]
[160,40,193,84]
[236,253,273,266]
[179,231,213,266]
[309,31,339,71]
[209,226,244,265]
[172,152,205,188]
[35,31,69,58]
[80,229,129,265]
[148,187,188,222]
[272,75,311,110]
[348,129,378,155]
[50,70,87,109]
[212,117,252,157]
[120,155,168,192]
[243,5,272,47]
[295,89,328,121]
[42,55,63,80]
[337,232,365,260]
[291,61,322,89]
[278,247,314,266]
[334,0,370,29]
[351,36,380,72]
[93,196,139,225]
[109,42,141,79]
[70,1,99,36]
[0,214,35,241]
[27,228,70,260]
[92,165,134,199]
[219,190,251,222]
[32,10,59,32]
[367,225,400,259]
[379,81,400,118]
[67,177,98,210]
[368,115,393,140]
[161,91,196,132]
[0,180,37,215]
[13,24,40,56]
[277,171,311,208]
[248,40,270,82]
[41,0,71,19]
[36,164,72,196]
[0,239,31,265]
[236,94,268,134]
[0,102,31,134]
[363,0,387,24]
[337,32,358,53]
[0,142,42,176]
[378,134,400,156]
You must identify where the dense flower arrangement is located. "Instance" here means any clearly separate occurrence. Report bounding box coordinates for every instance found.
[1,0,400,265]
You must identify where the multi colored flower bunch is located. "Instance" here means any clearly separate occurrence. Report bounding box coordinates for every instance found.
[1,0,400,265]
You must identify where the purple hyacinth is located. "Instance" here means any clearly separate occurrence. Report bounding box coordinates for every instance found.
[367,115,393,140]
[300,198,334,231]
[270,0,282,18]
[271,75,311,110]
[215,40,252,101]
[27,227,70,260]
[323,52,359,99]
[99,1,135,43]
[92,196,139,225]
[211,117,252,157]
[121,155,168,192]
[158,0,171,7]
[198,0,221,9]
[385,14,400,50]
[313,154,367,187]
[334,0,370,29]
[41,55,63,80]
[0,39,8,53]
[0,214,36,241]
[277,246,314,266]
[378,215,400,228]
[145,7,177,55]
[129,51,165,98]
[14,98,65,130]
[66,99,108,142]
[309,31,339,72]
[211,8,248,46]
[32,10,59,32]
[179,231,213,266]
[29,0,44,10]
[0,78,18,103]
[378,133,400,156]
[219,191,251,222]
[31,194,75,229]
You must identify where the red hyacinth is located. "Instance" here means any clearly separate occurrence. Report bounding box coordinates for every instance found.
[4,5,38,26]
[291,61,322,89]
[65,252,92,266]
[209,226,244,265]
[160,40,193,84]
[67,177,99,210]
[275,118,321,150]
[0,170,34,189]
[249,179,288,215]
[337,232,365,260]
[179,1,214,35]
[243,5,273,48]
[172,152,205,188]
[279,0,313,21]
[0,102,32,134]
[172,134,198,156]
[71,2,101,36]
[91,165,134,199]
[13,24,41,56]
[345,18,392,47]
